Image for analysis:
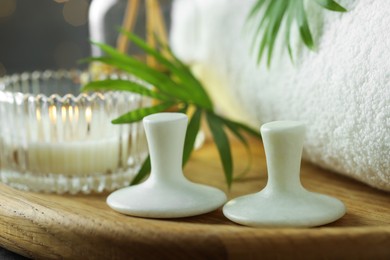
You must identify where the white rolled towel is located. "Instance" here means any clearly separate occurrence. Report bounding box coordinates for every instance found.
[170,0,390,191]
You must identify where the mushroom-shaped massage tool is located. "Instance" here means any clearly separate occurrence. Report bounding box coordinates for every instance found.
[223,121,346,227]
[107,112,227,218]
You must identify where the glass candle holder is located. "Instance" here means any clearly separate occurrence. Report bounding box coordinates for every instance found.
[0,70,149,194]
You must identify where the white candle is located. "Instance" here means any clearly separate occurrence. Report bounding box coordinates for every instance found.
[27,137,128,176]
[23,104,131,176]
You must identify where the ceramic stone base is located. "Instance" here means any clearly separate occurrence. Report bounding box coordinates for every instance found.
[223,188,345,227]
[223,121,346,227]
[107,180,226,218]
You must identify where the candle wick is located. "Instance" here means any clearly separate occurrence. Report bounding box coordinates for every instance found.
[85,107,92,137]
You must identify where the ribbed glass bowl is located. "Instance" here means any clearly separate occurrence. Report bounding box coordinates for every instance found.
[0,70,149,194]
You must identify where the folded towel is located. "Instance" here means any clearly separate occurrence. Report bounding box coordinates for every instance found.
[170,0,390,191]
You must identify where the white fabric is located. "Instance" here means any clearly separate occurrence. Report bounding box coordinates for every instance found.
[170,0,390,191]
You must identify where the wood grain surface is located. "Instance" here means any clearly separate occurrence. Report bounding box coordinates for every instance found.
[0,138,389,259]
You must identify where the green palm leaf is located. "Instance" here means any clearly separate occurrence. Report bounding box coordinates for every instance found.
[115,31,214,110]
[131,156,151,185]
[220,118,252,179]
[206,112,233,188]
[84,32,261,188]
[111,101,175,124]
[90,43,193,102]
[220,117,261,139]
[249,0,347,66]
[182,108,202,166]
[295,0,315,50]
[314,0,347,12]
[82,79,172,101]
[85,56,188,101]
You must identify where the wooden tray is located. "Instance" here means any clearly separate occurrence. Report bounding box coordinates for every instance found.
[1,138,389,259]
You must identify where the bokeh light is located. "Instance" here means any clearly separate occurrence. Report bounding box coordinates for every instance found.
[62,0,89,27]
[0,0,16,18]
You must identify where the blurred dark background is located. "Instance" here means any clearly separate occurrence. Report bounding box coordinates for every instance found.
[0,0,91,75]
[0,0,172,76]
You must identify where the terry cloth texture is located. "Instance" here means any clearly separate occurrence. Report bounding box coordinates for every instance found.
[170,0,390,191]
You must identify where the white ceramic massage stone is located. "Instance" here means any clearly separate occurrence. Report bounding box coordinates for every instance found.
[223,121,346,227]
[107,112,227,218]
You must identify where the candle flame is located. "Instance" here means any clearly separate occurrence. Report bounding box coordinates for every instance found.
[68,106,79,122]
[74,106,79,121]
[85,107,92,123]
[61,106,67,122]
[68,106,73,121]
[49,106,57,123]
[36,109,41,121]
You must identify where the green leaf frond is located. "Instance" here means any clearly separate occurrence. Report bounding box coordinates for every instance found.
[248,0,347,67]
[84,32,262,188]
[206,112,233,188]
[111,101,175,124]
[182,108,202,166]
[82,79,172,101]
[131,156,151,185]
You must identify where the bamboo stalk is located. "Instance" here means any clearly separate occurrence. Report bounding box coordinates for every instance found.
[150,0,171,60]
[116,0,169,67]
[146,0,158,67]
[117,0,140,54]
[151,0,168,46]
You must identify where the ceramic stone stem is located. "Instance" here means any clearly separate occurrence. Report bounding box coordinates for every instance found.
[262,121,305,193]
[144,113,187,183]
